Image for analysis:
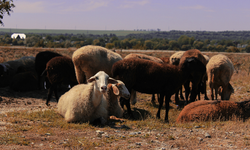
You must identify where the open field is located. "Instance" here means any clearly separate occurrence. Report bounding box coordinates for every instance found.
[0,28,153,36]
[0,46,250,149]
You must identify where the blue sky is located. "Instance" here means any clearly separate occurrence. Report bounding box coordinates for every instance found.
[1,0,250,31]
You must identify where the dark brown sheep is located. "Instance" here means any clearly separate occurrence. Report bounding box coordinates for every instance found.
[112,57,206,122]
[176,100,250,123]
[179,49,209,104]
[10,71,38,92]
[44,56,77,106]
[35,51,62,89]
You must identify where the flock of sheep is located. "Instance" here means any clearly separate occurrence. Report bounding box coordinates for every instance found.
[0,45,248,125]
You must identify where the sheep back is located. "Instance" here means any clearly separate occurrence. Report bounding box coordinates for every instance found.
[124,53,163,64]
[10,71,38,92]
[72,45,122,83]
[57,82,97,123]
[179,49,207,67]
[46,56,77,85]
[112,58,183,95]
[176,100,241,123]
[0,56,35,87]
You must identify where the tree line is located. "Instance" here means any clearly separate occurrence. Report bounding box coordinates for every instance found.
[1,31,250,53]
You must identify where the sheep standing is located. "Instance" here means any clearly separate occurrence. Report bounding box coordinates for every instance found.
[57,71,118,124]
[72,45,122,83]
[112,57,206,122]
[35,51,62,89]
[179,49,208,104]
[207,54,234,100]
[0,56,35,87]
[43,56,78,106]
[105,80,130,118]
[169,51,185,103]
[176,100,250,123]
[123,53,164,105]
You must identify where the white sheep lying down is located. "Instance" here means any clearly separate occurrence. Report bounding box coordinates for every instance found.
[57,71,118,123]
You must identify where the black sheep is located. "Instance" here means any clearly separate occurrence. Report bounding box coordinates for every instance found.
[43,56,77,106]
[112,57,206,122]
[35,51,62,89]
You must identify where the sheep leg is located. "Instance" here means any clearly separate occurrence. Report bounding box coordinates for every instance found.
[189,78,200,103]
[151,94,156,104]
[53,85,59,102]
[46,84,55,106]
[122,97,134,119]
[180,86,184,100]
[164,95,171,123]
[184,81,190,104]
[156,94,164,119]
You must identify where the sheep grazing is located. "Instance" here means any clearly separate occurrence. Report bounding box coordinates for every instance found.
[169,51,185,65]
[35,51,62,89]
[179,49,208,104]
[43,56,78,106]
[105,80,130,118]
[111,57,206,122]
[207,54,234,100]
[72,45,122,84]
[0,56,36,87]
[57,71,118,124]
[123,53,164,105]
[176,100,250,123]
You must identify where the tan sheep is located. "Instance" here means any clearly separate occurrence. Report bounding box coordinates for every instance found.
[105,80,130,118]
[72,45,122,83]
[169,51,185,65]
[207,54,234,100]
[176,100,250,123]
[57,71,117,124]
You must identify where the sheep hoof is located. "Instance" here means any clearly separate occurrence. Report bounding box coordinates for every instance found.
[46,103,50,106]
[164,120,169,123]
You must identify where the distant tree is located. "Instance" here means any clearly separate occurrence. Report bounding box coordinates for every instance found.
[193,41,204,49]
[0,0,15,25]
[245,45,250,53]
[169,40,179,50]
[144,40,154,49]
[105,43,114,49]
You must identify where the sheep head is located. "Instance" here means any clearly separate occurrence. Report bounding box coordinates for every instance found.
[87,71,117,93]
[112,80,130,99]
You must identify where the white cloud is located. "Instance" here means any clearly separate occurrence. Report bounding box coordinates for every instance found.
[14,1,46,13]
[180,5,214,12]
[121,0,150,8]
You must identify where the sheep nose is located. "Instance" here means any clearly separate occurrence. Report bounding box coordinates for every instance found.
[101,86,107,91]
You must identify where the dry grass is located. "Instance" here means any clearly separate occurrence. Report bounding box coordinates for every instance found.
[1,46,250,149]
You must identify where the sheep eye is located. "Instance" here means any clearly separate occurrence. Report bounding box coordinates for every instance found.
[95,77,99,80]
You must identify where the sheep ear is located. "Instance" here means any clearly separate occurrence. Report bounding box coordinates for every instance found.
[112,85,119,95]
[87,76,96,83]
[108,77,118,84]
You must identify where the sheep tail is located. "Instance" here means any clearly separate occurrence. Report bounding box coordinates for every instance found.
[40,69,47,77]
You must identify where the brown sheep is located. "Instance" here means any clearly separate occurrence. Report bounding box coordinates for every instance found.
[35,51,62,89]
[44,56,78,106]
[207,54,234,100]
[123,53,164,105]
[112,57,206,122]
[179,49,209,104]
[176,100,250,123]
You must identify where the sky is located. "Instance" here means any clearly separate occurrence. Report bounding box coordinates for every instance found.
[1,0,250,31]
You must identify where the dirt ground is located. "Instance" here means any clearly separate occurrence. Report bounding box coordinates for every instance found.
[1,47,250,149]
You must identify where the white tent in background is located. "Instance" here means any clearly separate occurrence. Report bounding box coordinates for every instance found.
[11,33,26,39]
